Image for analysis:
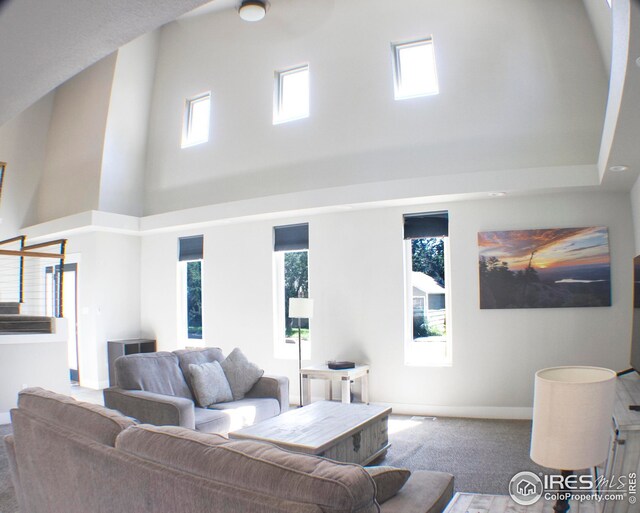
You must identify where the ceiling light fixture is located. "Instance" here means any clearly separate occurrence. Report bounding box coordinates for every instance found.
[489,192,507,197]
[609,165,629,172]
[238,0,267,22]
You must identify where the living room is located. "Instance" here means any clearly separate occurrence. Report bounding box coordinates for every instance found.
[1,0,640,511]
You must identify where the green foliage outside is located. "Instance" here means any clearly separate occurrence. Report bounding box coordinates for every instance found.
[411,238,446,338]
[187,261,202,339]
[284,251,309,338]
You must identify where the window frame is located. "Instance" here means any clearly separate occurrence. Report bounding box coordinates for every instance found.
[181,92,211,148]
[392,37,439,100]
[178,236,204,346]
[273,64,310,125]
[403,236,452,367]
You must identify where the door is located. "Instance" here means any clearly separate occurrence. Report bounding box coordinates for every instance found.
[46,263,79,382]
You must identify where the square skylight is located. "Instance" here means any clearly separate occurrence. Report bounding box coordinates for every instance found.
[392,38,439,100]
[182,92,211,148]
[274,65,309,124]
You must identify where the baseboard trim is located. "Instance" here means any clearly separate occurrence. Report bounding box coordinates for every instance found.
[377,402,533,420]
[0,411,11,425]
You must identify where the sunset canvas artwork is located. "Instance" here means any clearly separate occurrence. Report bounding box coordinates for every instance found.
[478,227,611,309]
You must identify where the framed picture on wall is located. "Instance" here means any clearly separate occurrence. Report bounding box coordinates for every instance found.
[478,226,611,309]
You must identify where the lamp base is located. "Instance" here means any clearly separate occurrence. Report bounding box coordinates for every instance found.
[553,470,573,513]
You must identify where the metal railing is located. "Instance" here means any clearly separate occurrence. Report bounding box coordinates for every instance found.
[0,236,66,317]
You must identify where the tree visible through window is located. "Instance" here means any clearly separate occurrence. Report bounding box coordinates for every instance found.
[187,261,202,339]
[284,250,308,341]
[411,238,446,339]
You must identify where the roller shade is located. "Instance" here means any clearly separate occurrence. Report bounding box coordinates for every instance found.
[274,223,309,251]
[403,211,449,239]
[179,235,203,261]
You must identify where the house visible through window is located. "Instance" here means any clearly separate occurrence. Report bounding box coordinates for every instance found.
[179,235,203,340]
[274,65,309,124]
[403,212,451,366]
[182,92,211,148]
[392,38,439,100]
[273,223,310,358]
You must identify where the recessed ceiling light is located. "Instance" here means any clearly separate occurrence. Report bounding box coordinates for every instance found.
[238,0,267,22]
[488,192,507,197]
[609,165,630,172]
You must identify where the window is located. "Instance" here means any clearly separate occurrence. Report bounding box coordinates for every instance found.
[392,38,439,100]
[274,65,309,124]
[273,223,310,359]
[403,212,451,366]
[182,93,211,148]
[179,236,203,341]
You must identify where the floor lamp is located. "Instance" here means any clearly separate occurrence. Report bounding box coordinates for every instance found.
[288,297,314,407]
[530,366,616,513]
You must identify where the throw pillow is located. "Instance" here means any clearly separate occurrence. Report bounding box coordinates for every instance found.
[364,466,411,504]
[220,347,264,400]
[188,361,233,408]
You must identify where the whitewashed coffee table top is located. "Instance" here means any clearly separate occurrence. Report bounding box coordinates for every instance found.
[228,400,390,453]
[444,493,596,513]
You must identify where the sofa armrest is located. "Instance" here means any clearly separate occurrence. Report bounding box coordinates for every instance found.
[4,434,24,512]
[103,387,196,429]
[245,375,290,413]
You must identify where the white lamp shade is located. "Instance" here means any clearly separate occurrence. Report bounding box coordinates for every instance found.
[530,366,616,470]
[289,298,313,319]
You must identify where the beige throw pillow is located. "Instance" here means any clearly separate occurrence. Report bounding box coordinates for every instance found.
[188,361,233,407]
[220,347,264,400]
[365,466,411,504]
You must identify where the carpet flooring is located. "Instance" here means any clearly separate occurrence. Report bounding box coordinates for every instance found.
[0,415,544,512]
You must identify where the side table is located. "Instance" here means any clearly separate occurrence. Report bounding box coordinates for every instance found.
[444,493,597,513]
[300,364,370,405]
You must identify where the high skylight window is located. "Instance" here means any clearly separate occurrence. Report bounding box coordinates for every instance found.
[392,38,439,100]
[274,65,309,124]
[182,92,211,148]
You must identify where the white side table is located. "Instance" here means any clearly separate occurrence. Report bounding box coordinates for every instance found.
[300,364,370,405]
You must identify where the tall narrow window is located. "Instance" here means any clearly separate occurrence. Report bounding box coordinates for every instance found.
[179,236,203,340]
[182,92,211,148]
[403,212,451,366]
[274,65,309,124]
[273,223,310,358]
[392,38,439,100]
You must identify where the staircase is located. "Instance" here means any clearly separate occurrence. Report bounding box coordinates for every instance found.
[0,302,20,314]
[0,302,54,334]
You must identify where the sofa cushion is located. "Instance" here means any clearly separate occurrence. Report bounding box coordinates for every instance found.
[379,470,453,513]
[174,347,225,396]
[364,466,411,504]
[17,387,136,446]
[189,361,233,407]
[209,398,281,430]
[194,407,235,433]
[117,424,379,513]
[221,348,264,400]
[115,352,193,400]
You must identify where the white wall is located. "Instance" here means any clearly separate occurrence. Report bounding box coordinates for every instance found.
[100,32,159,216]
[66,231,142,389]
[0,94,55,239]
[140,190,633,417]
[36,54,117,223]
[144,0,607,215]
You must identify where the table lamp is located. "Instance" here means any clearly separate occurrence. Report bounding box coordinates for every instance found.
[530,366,616,513]
[288,297,314,407]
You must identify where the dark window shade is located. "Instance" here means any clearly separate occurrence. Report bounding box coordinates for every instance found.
[179,235,203,261]
[274,223,309,251]
[403,212,449,239]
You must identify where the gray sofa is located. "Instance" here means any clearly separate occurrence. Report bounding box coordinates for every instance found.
[5,387,454,513]
[103,347,288,433]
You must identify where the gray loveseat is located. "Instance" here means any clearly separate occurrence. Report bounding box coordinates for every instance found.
[103,347,289,433]
[5,388,454,513]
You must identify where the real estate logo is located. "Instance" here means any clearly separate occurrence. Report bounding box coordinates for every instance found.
[509,471,543,505]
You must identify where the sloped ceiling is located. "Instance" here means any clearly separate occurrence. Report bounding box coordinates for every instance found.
[0,0,214,126]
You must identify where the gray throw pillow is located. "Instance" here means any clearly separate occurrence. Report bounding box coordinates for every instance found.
[220,348,264,400]
[188,361,233,408]
[364,466,411,504]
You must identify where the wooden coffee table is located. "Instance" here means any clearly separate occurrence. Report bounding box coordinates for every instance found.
[228,401,391,465]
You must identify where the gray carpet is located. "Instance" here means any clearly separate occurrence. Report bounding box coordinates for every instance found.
[0,416,543,511]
